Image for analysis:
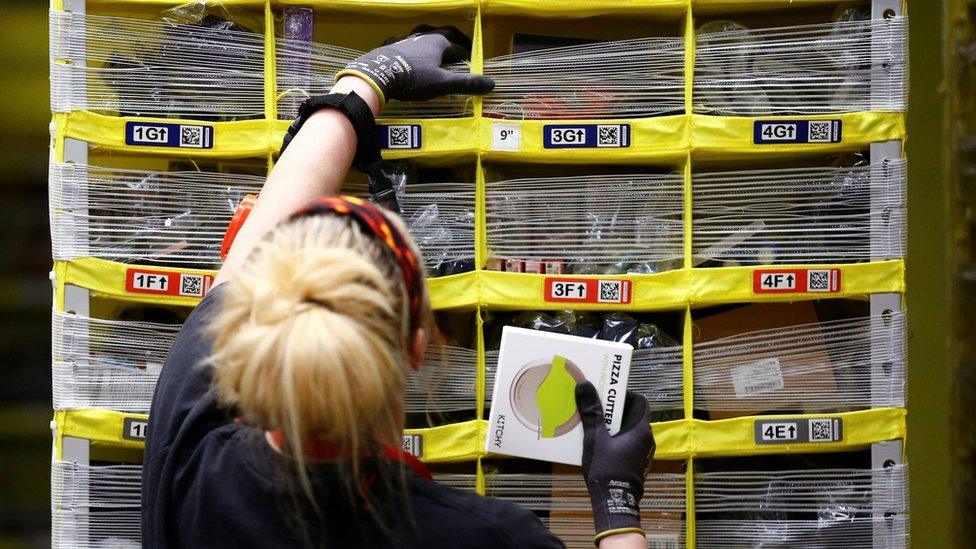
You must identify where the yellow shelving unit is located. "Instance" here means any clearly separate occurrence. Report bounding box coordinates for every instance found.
[48,0,909,547]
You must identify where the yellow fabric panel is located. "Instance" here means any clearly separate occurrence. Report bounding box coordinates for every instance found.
[409,420,487,463]
[60,111,275,157]
[53,258,478,311]
[269,117,480,158]
[55,258,215,309]
[81,0,266,6]
[689,260,905,307]
[690,112,906,158]
[263,2,278,121]
[53,409,148,461]
[479,270,689,311]
[690,408,906,458]
[482,0,687,17]
[426,271,480,309]
[478,116,689,164]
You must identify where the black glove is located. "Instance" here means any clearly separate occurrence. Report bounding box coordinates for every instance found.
[335,25,494,104]
[575,381,655,545]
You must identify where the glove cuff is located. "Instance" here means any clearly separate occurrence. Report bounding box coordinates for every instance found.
[593,527,646,546]
[334,68,388,107]
[588,479,644,544]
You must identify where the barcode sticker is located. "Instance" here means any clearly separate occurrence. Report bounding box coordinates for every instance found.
[731,358,785,397]
[379,124,422,149]
[402,434,424,457]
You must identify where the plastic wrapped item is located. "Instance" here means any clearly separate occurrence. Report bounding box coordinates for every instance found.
[275,23,472,120]
[695,454,909,548]
[692,159,906,266]
[50,5,266,119]
[52,461,143,548]
[486,173,683,272]
[482,461,687,549]
[694,15,907,115]
[49,162,264,268]
[597,312,640,346]
[636,323,680,349]
[483,37,685,119]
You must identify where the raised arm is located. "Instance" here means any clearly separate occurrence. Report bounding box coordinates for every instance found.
[215,27,493,287]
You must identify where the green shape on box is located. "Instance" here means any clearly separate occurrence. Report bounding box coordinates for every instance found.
[535,355,578,438]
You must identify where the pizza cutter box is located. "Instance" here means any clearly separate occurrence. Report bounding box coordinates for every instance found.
[486,326,633,465]
[547,461,685,545]
[694,302,837,420]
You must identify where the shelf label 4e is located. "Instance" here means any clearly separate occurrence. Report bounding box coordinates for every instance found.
[755,418,844,444]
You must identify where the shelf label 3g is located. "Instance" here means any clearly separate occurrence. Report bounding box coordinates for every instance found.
[543,124,631,148]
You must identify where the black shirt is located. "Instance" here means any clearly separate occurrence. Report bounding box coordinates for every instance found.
[142,286,566,548]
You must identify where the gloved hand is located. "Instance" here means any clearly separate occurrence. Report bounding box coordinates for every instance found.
[575,381,655,546]
[335,25,494,105]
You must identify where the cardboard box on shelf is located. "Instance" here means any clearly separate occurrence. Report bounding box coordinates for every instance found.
[548,461,685,546]
[694,302,837,420]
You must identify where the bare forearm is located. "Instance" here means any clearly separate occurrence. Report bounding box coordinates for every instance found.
[214,76,380,286]
[598,532,646,549]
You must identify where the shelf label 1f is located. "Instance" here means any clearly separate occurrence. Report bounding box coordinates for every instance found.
[753,268,841,294]
[125,268,214,298]
[755,418,844,444]
[544,278,633,304]
[543,124,631,148]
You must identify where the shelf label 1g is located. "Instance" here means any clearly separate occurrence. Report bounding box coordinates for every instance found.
[543,124,631,148]
[753,120,842,144]
[545,277,633,304]
[125,268,214,298]
[125,122,214,149]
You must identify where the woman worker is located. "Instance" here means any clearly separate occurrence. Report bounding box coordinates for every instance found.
[141,26,655,548]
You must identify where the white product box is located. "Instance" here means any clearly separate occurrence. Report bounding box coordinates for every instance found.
[485,326,633,465]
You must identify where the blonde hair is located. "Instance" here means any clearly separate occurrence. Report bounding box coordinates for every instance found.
[208,212,431,502]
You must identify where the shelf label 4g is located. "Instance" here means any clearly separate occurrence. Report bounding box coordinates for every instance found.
[544,278,632,304]
[753,120,842,144]
[543,124,630,148]
[753,268,841,294]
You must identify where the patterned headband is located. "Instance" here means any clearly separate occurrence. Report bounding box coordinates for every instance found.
[291,195,425,339]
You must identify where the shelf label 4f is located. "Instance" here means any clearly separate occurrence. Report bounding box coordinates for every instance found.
[543,124,630,148]
[544,278,632,304]
[125,268,214,298]
[755,418,844,444]
[125,122,214,149]
[753,268,841,294]
[753,120,842,144]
